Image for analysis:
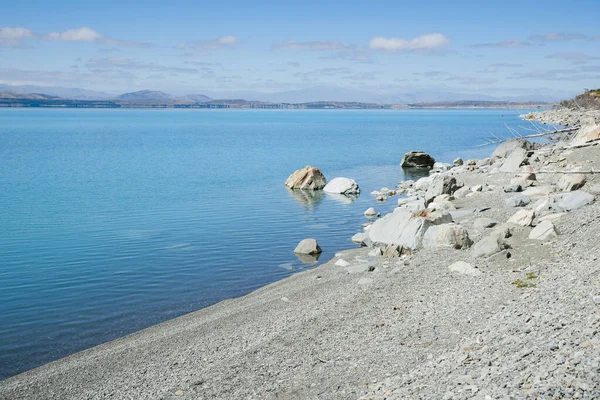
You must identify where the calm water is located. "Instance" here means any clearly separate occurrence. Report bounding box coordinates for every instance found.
[0,108,527,379]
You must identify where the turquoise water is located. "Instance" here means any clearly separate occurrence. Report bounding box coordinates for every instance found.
[0,108,525,379]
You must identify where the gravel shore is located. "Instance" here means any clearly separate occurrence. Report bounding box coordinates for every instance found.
[2,108,600,400]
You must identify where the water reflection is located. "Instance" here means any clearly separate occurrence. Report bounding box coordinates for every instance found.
[325,193,359,204]
[286,188,325,209]
[294,252,321,264]
[400,167,431,181]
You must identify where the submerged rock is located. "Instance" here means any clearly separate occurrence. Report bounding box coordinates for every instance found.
[401,151,436,168]
[284,165,327,190]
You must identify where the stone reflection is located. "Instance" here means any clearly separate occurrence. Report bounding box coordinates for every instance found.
[325,192,359,205]
[401,167,431,181]
[286,188,325,210]
[294,252,321,264]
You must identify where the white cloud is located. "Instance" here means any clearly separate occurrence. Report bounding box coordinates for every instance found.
[273,40,354,51]
[193,36,240,49]
[530,32,588,42]
[471,40,530,48]
[47,27,103,42]
[369,34,449,52]
[0,27,37,47]
[545,52,599,64]
[0,26,152,48]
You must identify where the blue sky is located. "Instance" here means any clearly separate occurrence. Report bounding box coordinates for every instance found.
[1,0,599,100]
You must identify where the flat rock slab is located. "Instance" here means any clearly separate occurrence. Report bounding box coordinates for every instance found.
[346,264,370,274]
[556,190,594,212]
[448,261,482,277]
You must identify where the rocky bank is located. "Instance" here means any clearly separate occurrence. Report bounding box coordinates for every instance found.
[1,108,600,400]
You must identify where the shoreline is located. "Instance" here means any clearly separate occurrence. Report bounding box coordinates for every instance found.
[2,107,600,399]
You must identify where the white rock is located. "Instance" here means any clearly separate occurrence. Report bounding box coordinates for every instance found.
[539,213,566,222]
[422,223,473,249]
[368,209,430,250]
[507,209,535,227]
[471,184,483,192]
[529,220,558,241]
[364,207,377,216]
[335,259,350,267]
[570,118,600,147]
[448,261,482,277]
[323,177,360,195]
[397,199,426,213]
[499,148,528,173]
[557,174,586,192]
[473,217,497,230]
[398,195,419,206]
[453,186,471,199]
[522,185,556,198]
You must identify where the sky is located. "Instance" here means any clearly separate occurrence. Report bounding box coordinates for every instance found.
[1,0,599,101]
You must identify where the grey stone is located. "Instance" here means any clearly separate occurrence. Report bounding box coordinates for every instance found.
[368,209,431,250]
[505,194,531,207]
[555,190,594,211]
[453,186,471,199]
[422,223,473,249]
[401,151,436,168]
[453,157,464,166]
[529,220,558,241]
[448,261,482,277]
[364,207,377,216]
[503,184,523,193]
[425,175,461,204]
[334,259,350,267]
[293,238,322,254]
[500,147,529,173]
[473,217,497,230]
[492,138,534,159]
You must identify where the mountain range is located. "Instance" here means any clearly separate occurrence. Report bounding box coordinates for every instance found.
[0,84,568,104]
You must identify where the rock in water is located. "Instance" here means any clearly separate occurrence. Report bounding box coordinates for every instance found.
[448,261,482,277]
[364,207,377,217]
[401,151,436,168]
[529,221,558,241]
[293,238,322,254]
[323,177,360,195]
[284,166,327,190]
[557,174,586,192]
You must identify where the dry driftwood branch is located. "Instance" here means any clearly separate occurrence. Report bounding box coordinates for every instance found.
[475,127,580,148]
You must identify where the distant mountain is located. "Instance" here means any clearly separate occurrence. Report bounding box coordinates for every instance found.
[116,90,176,101]
[183,94,212,102]
[0,84,114,100]
[0,91,61,100]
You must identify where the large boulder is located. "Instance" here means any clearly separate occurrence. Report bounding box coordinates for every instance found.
[505,194,531,207]
[422,223,473,249]
[368,209,431,250]
[492,139,534,159]
[323,177,360,195]
[293,238,322,254]
[557,174,586,192]
[570,118,600,147]
[529,221,558,241]
[555,190,594,211]
[425,175,460,204]
[401,151,436,168]
[499,147,529,173]
[285,166,326,190]
[472,229,511,258]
